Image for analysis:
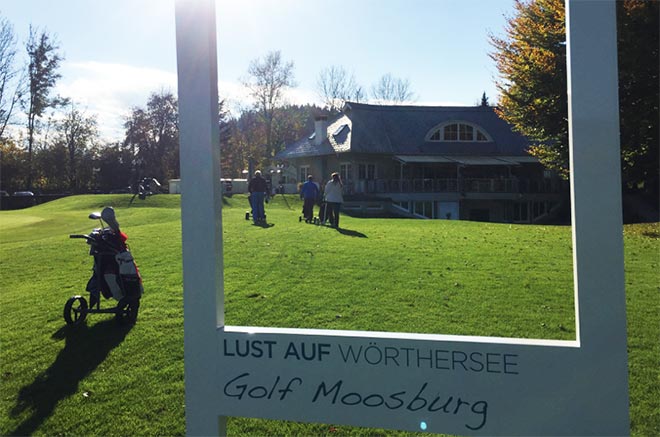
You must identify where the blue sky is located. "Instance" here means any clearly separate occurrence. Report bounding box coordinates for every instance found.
[1,0,516,140]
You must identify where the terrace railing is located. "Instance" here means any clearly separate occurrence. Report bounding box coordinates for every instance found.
[346,178,565,195]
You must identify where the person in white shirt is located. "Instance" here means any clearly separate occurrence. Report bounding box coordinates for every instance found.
[324,172,344,228]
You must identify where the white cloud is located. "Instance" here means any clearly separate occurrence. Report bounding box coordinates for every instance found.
[287,87,323,107]
[57,61,178,141]
[58,61,322,139]
[220,82,322,117]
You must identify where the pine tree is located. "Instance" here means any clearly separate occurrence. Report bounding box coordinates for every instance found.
[480,92,489,107]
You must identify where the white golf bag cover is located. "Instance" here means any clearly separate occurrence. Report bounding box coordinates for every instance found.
[113,250,144,299]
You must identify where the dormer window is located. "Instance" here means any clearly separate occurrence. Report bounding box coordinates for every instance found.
[333,124,347,136]
[427,122,491,142]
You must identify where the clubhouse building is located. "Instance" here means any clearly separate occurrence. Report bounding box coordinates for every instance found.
[275,102,567,223]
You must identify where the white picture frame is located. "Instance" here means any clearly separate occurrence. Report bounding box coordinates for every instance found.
[174,0,629,435]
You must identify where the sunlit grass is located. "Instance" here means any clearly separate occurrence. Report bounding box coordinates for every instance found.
[0,195,657,436]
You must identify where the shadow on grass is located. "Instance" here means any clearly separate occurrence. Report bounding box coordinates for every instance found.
[9,320,132,436]
[336,227,367,238]
[252,222,275,228]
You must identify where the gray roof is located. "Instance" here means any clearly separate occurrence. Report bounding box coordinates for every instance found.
[276,102,530,160]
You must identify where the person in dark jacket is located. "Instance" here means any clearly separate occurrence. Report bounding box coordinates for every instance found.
[248,170,268,223]
[300,175,320,222]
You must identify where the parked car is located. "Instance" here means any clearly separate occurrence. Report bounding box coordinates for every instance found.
[109,187,131,194]
[10,190,36,208]
[13,191,34,196]
[0,190,8,197]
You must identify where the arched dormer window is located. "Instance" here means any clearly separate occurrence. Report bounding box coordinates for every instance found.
[426,122,491,142]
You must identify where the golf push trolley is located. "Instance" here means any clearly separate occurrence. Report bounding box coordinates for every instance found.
[244,193,268,223]
[64,207,143,326]
[299,201,334,226]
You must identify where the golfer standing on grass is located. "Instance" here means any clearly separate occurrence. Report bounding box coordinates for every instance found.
[324,172,343,228]
[300,175,320,222]
[248,170,268,223]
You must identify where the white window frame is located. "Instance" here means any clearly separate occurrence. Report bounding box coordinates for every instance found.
[299,165,310,184]
[426,121,492,142]
[340,163,352,182]
[358,163,377,180]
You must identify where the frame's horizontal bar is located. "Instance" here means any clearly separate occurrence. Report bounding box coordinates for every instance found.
[222,325,580,348]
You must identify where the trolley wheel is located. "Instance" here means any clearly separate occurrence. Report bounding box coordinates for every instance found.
[116,297,140,324]
[245,212,250,220]
[299,216,302,222]
[64,296,88,325]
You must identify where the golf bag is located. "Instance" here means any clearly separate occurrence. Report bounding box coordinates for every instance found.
[85,226,143,303]
[318,201,329,224]
[66,207,143,325]
[130,177,161,205]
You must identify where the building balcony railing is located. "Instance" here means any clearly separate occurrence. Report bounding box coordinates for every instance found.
[345,178,565,195]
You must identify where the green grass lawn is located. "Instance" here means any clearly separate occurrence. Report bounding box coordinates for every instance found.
[0,195,658,436]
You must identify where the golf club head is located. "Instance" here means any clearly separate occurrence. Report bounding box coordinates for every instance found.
[89,211,102,220]
[101,206,120,232]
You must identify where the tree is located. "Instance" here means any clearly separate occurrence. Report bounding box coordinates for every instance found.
[0,16,24,140]
[0,137,28,192]
[490,0,659,199]
[480,92,490,107]
[33,140,67,191]
[24,26,66,189]
[225,109,267,176]
[94,142,133,192]
[616,0,659,199]
[145,91,179,180]
[217,98,238,178]
[489,0,568,177]
[123,90,179,184]
[316,66,363,112]
[270,104,320,155]
[222,104,323,177]
[57,103,98,191]
[370,73,415,105]
[241,50,296,160]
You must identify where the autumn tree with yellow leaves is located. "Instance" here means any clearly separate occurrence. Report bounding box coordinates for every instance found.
[490,0,658,205]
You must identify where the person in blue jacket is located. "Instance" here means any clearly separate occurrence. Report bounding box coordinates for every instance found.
[300,174,320,222]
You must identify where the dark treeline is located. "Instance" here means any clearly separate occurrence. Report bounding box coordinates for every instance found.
[220,103,329,179]
[1,90,328,193]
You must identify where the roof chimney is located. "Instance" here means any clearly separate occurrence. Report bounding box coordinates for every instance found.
[313,115,328,146]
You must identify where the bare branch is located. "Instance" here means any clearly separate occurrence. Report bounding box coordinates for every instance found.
[370,73,416,105]
[316,65,361,112]
[240,50,296,158]
[0,16,25,139]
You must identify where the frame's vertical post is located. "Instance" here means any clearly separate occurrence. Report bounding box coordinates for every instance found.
[175,0,224,435]
[567,0,629,431]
